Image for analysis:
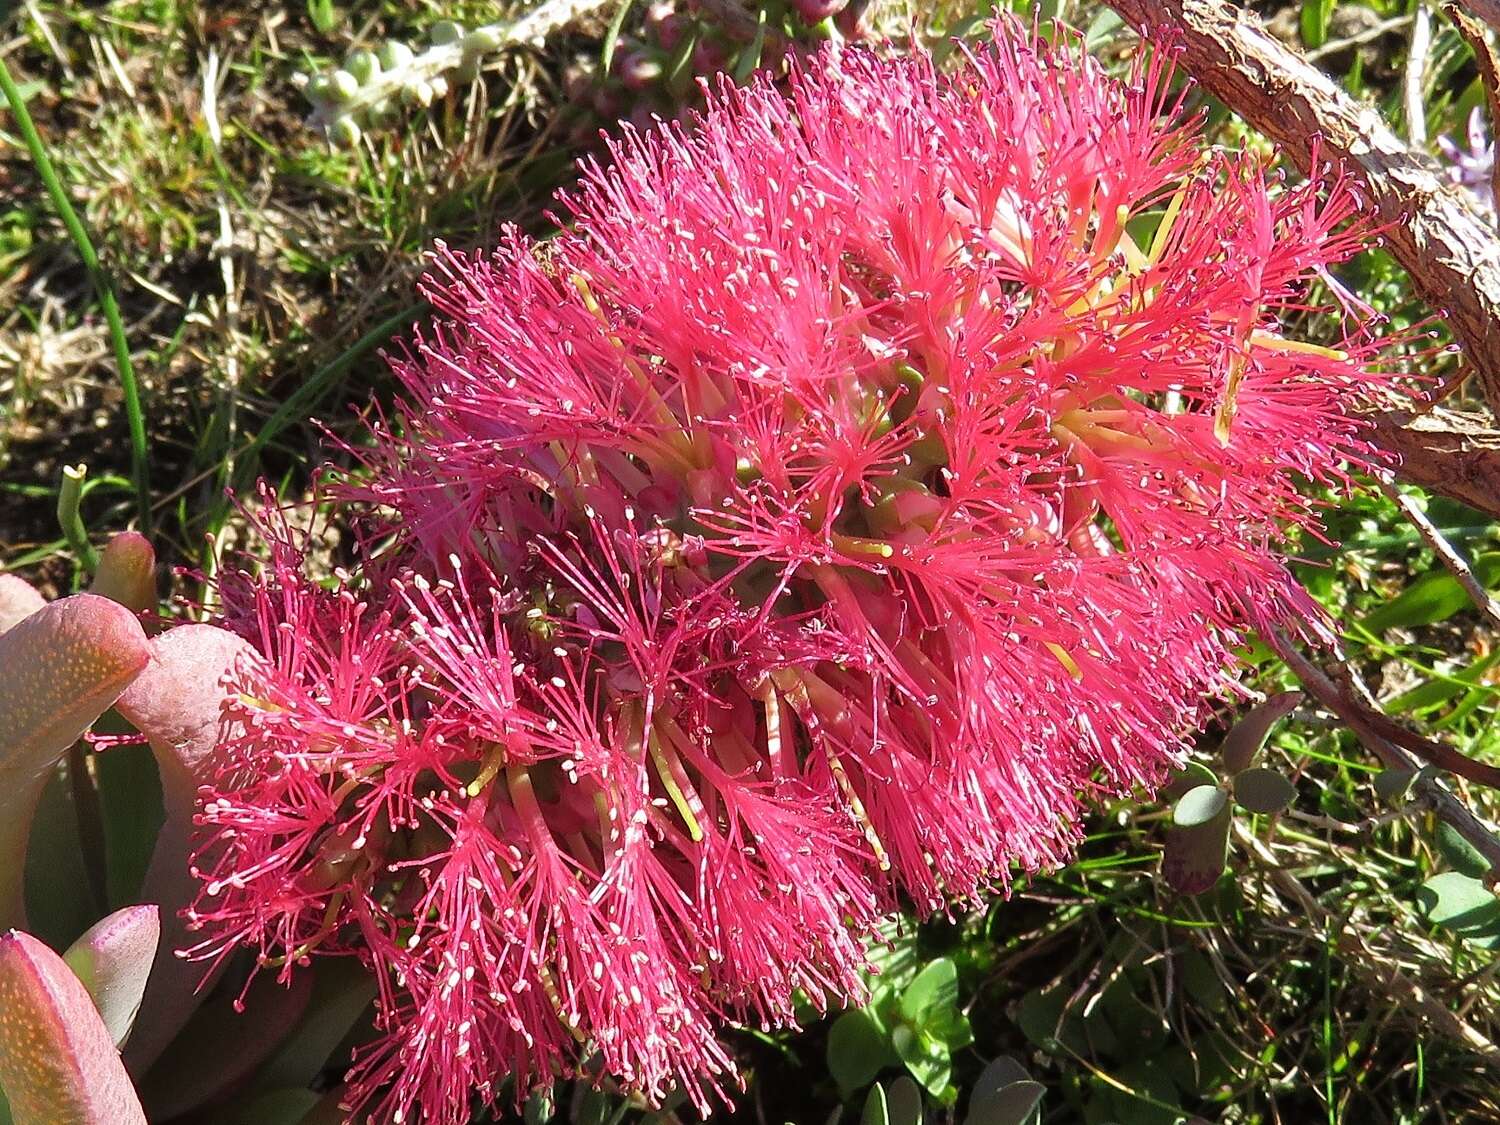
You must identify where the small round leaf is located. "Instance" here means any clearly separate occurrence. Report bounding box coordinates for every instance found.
[1172,784,1228,828]
[1220,691,1301,773]
[1435,822,1490,879]
[884,1076,923,1125]
[1417,872,1500,948]
[1233,768,1297,815]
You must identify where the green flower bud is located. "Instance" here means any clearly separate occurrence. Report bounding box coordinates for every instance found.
[329,69,360,101]
[463,27,504,55]
[304,73,333,103]
[328,116,362,147]
[401,80,434,107]
[378,40,415,70]
[344,49,380,85]
[367,96,396,125]
[430,20,465,47]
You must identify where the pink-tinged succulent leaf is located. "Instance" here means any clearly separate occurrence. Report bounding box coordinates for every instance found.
[113,623,259,1071]
[115,624,258,804]
[0,576,45,636]
[0,930,148,1124]
[0,595,150,928]
[61,906,160,1048]
[138,968,313,1120]
[88,534,157,616]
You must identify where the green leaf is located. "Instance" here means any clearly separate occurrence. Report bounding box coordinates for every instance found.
[890,1025,951,1099]
[524,1089,554,1124]
[574,1089,615,1125]
[138,970,314,1120]
[1160,760,1218,802]
[599,0,635,77]
[0,595,150,926]
[921,999,973,1050]
[1417,872,1500,948]
[734,7,769,83]
[1172,784,1228,828]
[1220,692,1301,773]
[114,623,260,1071]
[966,1080,1044,1125]
[970,1056,1029,1098]
[1374,768,1418,803]
[1083,10,1124,52]
[898,959,959,1025]
[828,1010,897,1097]
[1299,0,1335,49]
[1358,553,1500,634]
[1179,951,1228,1015]
[1232,767,1298,816]
[1387,650,1500,717]
[1015,985,1079,1054]
[253,958,374,1089]
[306,0,338,36]
[23,766,98,949]
[89,532,156,614]
[94,739,163,908]
[862,1083,889,1125]
[205,1088,320,1125]
[0,573,45,634]
[1091,1058,1182,1125]
[1435,822,1491,879]
[884,1076,923,1125]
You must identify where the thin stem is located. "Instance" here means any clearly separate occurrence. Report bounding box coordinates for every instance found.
[0,56,151,530]
[57,465,101,573]
[1379,479,1500,633]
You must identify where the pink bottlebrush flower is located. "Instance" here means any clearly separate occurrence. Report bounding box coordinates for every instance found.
[188,19,1396,1124]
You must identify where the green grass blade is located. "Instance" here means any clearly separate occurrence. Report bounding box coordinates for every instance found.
[237,300,429,481]
[0,58,151,531]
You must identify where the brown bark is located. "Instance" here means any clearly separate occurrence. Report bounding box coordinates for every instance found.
[1368,409,1500,519]
[1106,0,1500,415]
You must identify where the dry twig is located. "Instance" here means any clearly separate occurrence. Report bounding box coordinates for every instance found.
[1404,4,1432,146]
[1269,629,1500,880]
[1379,478,1500,631]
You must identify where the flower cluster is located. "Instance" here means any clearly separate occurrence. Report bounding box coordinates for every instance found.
[189,20,1391,1124]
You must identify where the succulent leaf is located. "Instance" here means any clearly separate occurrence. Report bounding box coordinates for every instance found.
[0,930,147,1124]
[61,906,160,1048]
[113,623,259,1070]
[88,534,157,616]
[0,576,45,636]
[0,595,150,927]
